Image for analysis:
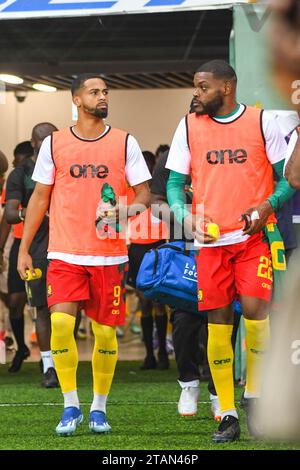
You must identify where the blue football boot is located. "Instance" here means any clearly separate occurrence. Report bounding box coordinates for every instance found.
[56,406,83,436]
[89,410,111,434]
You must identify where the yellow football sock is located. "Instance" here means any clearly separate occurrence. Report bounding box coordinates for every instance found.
[51,312,78,393]
[208,323,235,414]
[244,317,270,397]
[92,321,118,396]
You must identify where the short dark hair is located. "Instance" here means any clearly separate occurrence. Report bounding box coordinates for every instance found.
[155,144,170,157]
[197,60,237,81]
[32,123,58,142]
[142,151,156,175]
[71,74,105,96]
[14,141,34,158]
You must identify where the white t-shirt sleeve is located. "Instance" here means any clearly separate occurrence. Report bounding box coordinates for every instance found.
[166,117,191,175]
[32,135,55,185]
[125,135,152,186]
[262,111,288,165]
[284,129,298,176]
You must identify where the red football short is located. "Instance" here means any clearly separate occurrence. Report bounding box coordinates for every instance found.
[195,233,273,311]
[47,260,128,326]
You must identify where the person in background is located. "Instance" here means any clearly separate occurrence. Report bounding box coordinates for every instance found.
[0,151,8,192]
[127,151,169,370]
[5,127,59,388]
[0,150,10,348]
[251,0,300,441]
[269,0,300,112]
[155,144,169,163]
[275,192,297,265]
[270,0,300,188]
[0,142,34,371]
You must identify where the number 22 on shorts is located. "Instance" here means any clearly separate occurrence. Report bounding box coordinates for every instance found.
[257,256,273,281]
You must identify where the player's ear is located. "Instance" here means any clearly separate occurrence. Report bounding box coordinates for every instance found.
[223,80,232,96]
[73,95,81,108]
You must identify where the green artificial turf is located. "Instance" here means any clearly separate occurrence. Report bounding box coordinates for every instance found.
[0,360,299,450]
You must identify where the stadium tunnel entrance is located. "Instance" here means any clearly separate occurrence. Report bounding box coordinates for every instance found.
[0,8,232,159]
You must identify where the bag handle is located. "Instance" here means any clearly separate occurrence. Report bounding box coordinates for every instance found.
[157,243,193,258]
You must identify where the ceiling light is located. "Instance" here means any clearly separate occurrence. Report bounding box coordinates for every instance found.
[0,74,24,85]
[32,83,57,92]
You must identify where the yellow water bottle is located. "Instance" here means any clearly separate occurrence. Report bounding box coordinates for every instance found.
[25,268,42,281]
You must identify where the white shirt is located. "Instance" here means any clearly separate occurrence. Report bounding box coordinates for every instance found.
[284,129,298,176]
[166,105,287,247]
[32,125,151,265]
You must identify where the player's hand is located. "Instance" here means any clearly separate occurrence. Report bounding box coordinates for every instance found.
[185,214,216,244]
[17,251,34,280]
[98,204,127,224]
[240,201,273,236]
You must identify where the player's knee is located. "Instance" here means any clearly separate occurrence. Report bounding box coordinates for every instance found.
[51,312,75,337]
[92,321,116,342]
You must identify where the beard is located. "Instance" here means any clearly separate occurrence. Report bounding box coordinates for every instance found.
[84,105,108,119]
[95,107,108,119]
[195,94,224,117]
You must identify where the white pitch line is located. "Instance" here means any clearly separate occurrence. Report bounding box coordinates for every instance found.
[0,401,213,407]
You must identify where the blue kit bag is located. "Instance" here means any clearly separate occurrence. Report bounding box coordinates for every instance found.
[136,241,199,314]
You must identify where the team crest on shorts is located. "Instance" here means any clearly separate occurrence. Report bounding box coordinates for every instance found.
[198,289,204,302]
[47,284,52,297]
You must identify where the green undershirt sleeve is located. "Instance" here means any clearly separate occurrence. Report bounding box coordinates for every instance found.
[166,170,190,224]
[268,160,296,211]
